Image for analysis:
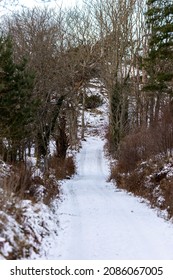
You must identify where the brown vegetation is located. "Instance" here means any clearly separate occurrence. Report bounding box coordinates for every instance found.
[0,154,76,208]
[48,155,75,180]
[0,154,76,259]
[110,106,173,219]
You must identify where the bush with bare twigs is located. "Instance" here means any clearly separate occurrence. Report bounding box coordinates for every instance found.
[0,159,64,259]
[48,155,75,180]
[85,94,103,109]
[110,104,173,219]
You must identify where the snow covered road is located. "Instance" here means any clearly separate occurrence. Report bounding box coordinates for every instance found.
[44,136,173,260]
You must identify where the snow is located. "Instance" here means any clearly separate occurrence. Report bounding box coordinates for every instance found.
[0,160,11,179]
[36,135,173,260]
[35,84,173,260]
[81,80,109,138]
[0,199,60,259]
[1,79,173,260]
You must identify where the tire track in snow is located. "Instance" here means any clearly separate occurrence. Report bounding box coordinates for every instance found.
[44,136,173,260]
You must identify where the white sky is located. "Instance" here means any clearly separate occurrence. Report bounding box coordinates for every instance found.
[16,0,80,9]
[0,0,83,16]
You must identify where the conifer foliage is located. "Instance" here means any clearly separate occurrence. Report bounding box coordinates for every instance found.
[0,35,36,161]
[145,0,173,93]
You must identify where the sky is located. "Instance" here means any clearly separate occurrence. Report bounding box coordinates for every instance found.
[0,0,83,16]
[15,0,80,9]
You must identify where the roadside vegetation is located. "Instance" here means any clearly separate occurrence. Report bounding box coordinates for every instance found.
[0,0,173,258]
[110,103,173,219]
[109,0,173,219]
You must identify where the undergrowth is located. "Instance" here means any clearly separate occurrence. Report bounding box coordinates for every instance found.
[110,104,173,220]
[110,156,173,219]
[0,154,76,259]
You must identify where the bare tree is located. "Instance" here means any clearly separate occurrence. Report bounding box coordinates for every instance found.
[3,4,100,166]
[86,0,137,150]
[63,7,99,142]
[4,8,68,164]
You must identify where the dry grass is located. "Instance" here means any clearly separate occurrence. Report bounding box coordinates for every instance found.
[1,163,45,207]
[111,103,173,173]
[0,154,75,212]
[160,180,173,218]
[0,154,76,259]
[0,163,33,216]
[116,127,156,173]
[48,155,75,180]
[0,155,76,207]
[42,173,59,205]
[111,155,173,219]
[0,151,76,208]
[0,200,39,259]
[109,103,173,219]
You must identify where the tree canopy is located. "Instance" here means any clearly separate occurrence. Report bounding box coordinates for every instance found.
[144,0,173,93]
[0,35,36,161]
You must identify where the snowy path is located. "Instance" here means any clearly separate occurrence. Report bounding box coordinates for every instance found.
[44,136,173,260]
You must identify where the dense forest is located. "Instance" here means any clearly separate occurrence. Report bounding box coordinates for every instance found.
[0,0,173,258]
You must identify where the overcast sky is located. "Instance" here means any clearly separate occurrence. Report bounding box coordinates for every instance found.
[17,0,80,9]
[0,0,82,16]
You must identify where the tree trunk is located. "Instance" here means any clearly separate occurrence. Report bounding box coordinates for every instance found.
[56,116,68,159]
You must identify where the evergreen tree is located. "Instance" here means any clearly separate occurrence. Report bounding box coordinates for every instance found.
[0,35,36,161]
[144,0,173,93]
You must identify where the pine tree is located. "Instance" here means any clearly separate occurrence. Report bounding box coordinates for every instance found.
[0,35,36,161]
[144,0,173,93]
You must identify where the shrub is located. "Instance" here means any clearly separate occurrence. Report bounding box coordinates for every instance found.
[115,103,173,174]
[160,179,173,218]
[48,155,75,180]
[1,163,33,204]
[110,103,173,219]
[85,94,103,109]
[151,109,173,157]
[116,127,155,173]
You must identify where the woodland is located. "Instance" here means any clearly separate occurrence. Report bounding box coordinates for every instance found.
[0,0,172,164]
[0,0,173,258]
